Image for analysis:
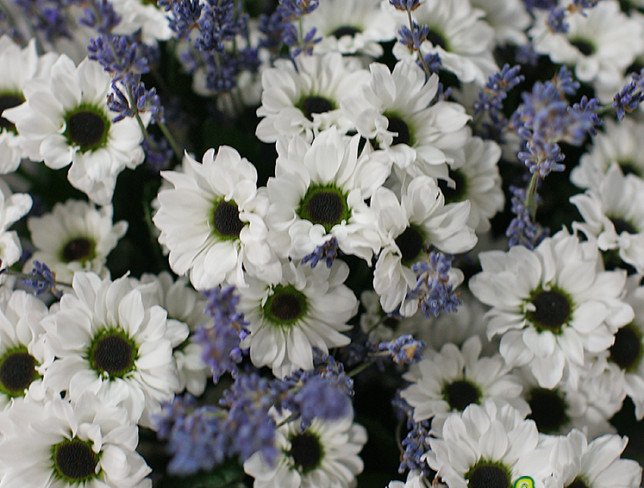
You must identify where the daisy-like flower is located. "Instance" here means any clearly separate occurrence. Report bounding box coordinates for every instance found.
[530,0,643,102]
[112,0,173,44]
[426,401,553,488]
[388,471,431,488]
[544,430,642,488]
[302,0,395,57]
[0,393,151,487]
[570,164,644,274]
[570,118,644,191]
[243,410,367,487]
[25,199,128,283]
[371,175,476,315]
[3,55,145,205]
[401,337,528,427]
[469,230,634,389]
[266,128,388,262]
[0,289,53,409]
[255,52,368,143]
[238,260,357,378]
[341,61,470,175]
[154,146,280,290]
[41,272,183,427]
[0,182,31,270]
[391,0,498,85]
[470,0,531,45]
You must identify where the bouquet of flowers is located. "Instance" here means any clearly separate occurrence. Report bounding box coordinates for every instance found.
[0,0,642,486]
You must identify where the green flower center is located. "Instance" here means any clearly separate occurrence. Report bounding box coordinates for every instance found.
[331,25,361,38]
[297,184,350,233]
[297,95,336,121]
[526,287,573,334]
[51,438,100,483]
[566,477,590,488]
[384,112,413,146]
[0,92,24,133]
[443,379,481,412]
[0,346,39,397]
[264,285,308,326]
[610,323,642,372]
[210,199,245,240]
[87,328,138,380]
[289,431,324,474]
[466,460,511,488]
[61,237,96,263]
[609,217,637,235]
[63,104,110,153]
[617,159,641,177]
[569,38,595,56]
[437,169,467,204]
[527,387,569,433]
[427,28,449,50]
[395,225,425,265]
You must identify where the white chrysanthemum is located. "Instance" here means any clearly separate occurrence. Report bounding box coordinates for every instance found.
[41,272,182,427]
[470,0,531,45]
[256,52,368,143]
[0,393,151,487]
[0,182,31,270]
[401,337,529,428]
[25,199,127,283]
[570,118,644,191]
[0,289,53,409]
[469,230,634,389]
[544,430,642,488]
[358,290,426,342]
[388,471,431,488]
[530,1,643,102]
[112,0,172,43]
[371,175,476,315]
[341,61,470,175]
[243,410,367,488]
[391,0,498,85]
[571,165,644,274]
[303,0,395,57]
[238,260,357,378]
[3,55,145,205]
[266,128,388,262]
[437,135,505,233]
[154,146,280,290]
[426,401,553,488]
[140,272,210,397]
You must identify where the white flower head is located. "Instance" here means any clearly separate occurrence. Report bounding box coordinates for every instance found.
[154,146,281,290]
[388,471,431,488]
[239,260,357,378]
[3,55,146,205]
[0,182,31,270]
[112,0,173,43]
[470,0,531,45]
[469,230,635,389]
[25,199,127,283]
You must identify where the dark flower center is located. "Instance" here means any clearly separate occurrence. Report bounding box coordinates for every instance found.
[610,324,642,371]
[298,96,335,121]
[610,217,637,235]
[298,185,350,233]
[0,348,39,397]
[427,29,448,50]
[617,160,641,177]
[211,199,244,239]
[61,237,95,263]
[437,169,467,203]
[87,329,138,379]
[64,107,109,152]
[382,315,400,330]
[331,25,361,38]
[570,38,595,56]
[566,477,590,488]
[264,285,308,325]
[386,115,411,146]
[290,431,323,473]
[395,225,425,265]
[52,438,99,482]
[0,93,23,133]
[528,387,569,433]
[443,379,480,411]
[466,462,511,488]
[527,289,571,334]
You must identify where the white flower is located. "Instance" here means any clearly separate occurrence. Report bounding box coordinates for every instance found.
[0,393,151,487]
[387,471,431,488]
[266,128,388,262]
[238,260,357,378]
[371,175,476,315]
[341,61,470,175]
[0,182,31,270]
[41,272,182,427]
[112,0,173,43]
[470,0,531,45]
[256,53,368,143]
[426,401,554,488]
[243,411,367,488]
[570,118,644,191]
[544,430,642,488]
[3,55,145,205]
[25,199,127,283]
[469,230,634,389]
[391,0,498,85]
[530,1,643,102]
[570,164,644,274]
[358,290,426,343]
[153,146,280,290]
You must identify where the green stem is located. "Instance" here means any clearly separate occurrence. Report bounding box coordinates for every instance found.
[406,9,432,78]
[347,360,375,378]
[157,120,184,160]
[525,172,541,221]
